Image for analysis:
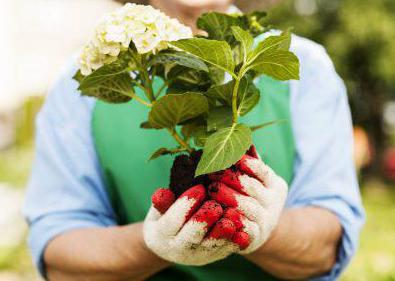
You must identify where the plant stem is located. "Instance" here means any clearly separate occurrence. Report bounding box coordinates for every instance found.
[155,82,167,98]
[231,66,248,124]
[107,87,152,107]
[141,69,155,102]
[169,147,188,154]
[135,83,154,100]
[232,78,241,123]
[141,55,156,102]
[168,128,193,153]
[130,94,152,107]
[130,51,156,102]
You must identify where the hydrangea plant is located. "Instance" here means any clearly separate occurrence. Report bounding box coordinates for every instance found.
[74,3,300,177]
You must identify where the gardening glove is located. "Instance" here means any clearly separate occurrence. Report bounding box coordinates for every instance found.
[144,184,239,265]
[209,146,288,254]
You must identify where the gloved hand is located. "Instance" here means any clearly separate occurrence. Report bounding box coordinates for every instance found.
[144,146,288,263]
[143,184,239,265]
[209,146,288,254]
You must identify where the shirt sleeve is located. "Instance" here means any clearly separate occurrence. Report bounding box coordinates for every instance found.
[23,60,117,277]
[287,36,365,280]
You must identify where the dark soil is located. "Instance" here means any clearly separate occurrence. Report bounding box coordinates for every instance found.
[169,150,210,197]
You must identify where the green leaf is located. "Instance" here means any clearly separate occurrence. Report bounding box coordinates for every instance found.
[248,31,292,64]
[148,147,188,161]
[76,60,133,103]
[73,70,85,83]
[249,50,300,81]
[208,66,225,85]
[196,11,268,43]
[197,12,243,44]
[149,93,209,129]
[181,123,198,140]
[205,81,233,106]
[140,121,155,129]
[169,38,235,75]
[193,130,209,147]
[195,124,252,176]
[207,107,233,132]
[205,77,260,115]
[178,115,205,126]
[80,87,132,103]
[250,119,286,132]
[237,77,260,116]
[245,31,300,81]
[242,11,267,37]
[78,63,127,89]
[149,51,209,72]
[149,148,172,160]
[231,26,254,62]
[166,66,211,93]
[248,11,267,27]
[181,123,209,147]
[232,43,245,66]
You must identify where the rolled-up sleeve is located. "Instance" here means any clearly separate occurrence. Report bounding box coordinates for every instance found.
[23,61,116,277]
[287,36,365,280]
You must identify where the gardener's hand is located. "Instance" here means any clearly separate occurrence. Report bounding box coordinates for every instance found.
[209,148,288,254]
[144,184,238,265]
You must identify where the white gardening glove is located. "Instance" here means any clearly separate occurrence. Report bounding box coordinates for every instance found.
[209,146,288,254]
[143,184,239,265]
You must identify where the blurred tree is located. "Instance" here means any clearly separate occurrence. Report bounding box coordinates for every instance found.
[236,0,280,11]
[268,0,395,172]
[15,96,44,146]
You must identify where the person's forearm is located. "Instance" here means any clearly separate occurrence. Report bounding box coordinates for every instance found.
[45,223,170,281]
[245,207,342,280]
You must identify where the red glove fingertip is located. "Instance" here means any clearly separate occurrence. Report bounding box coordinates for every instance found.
[179,184,207,202]
[209,182,239,208]
[209,169,247,195]
[152,188,175,214]
[180,184,207,220]
[232,231,250,250]
[223,208,244,231]
[246,145,260,159]
[192,200,223,228]
[236,154,257,178]
[207,218,236,240]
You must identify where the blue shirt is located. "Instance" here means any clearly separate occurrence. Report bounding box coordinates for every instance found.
[23,34,365,280]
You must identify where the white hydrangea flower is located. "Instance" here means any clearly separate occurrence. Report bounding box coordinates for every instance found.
[79,3,193,76]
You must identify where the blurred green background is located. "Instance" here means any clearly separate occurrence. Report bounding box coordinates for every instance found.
[1,0,394,280]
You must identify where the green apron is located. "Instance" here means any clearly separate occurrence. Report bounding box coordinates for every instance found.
[92,75,295,281]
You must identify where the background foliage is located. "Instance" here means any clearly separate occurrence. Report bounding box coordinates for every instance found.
[268,0,395,172]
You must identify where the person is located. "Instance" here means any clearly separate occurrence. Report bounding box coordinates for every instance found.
[23,0,365,280]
